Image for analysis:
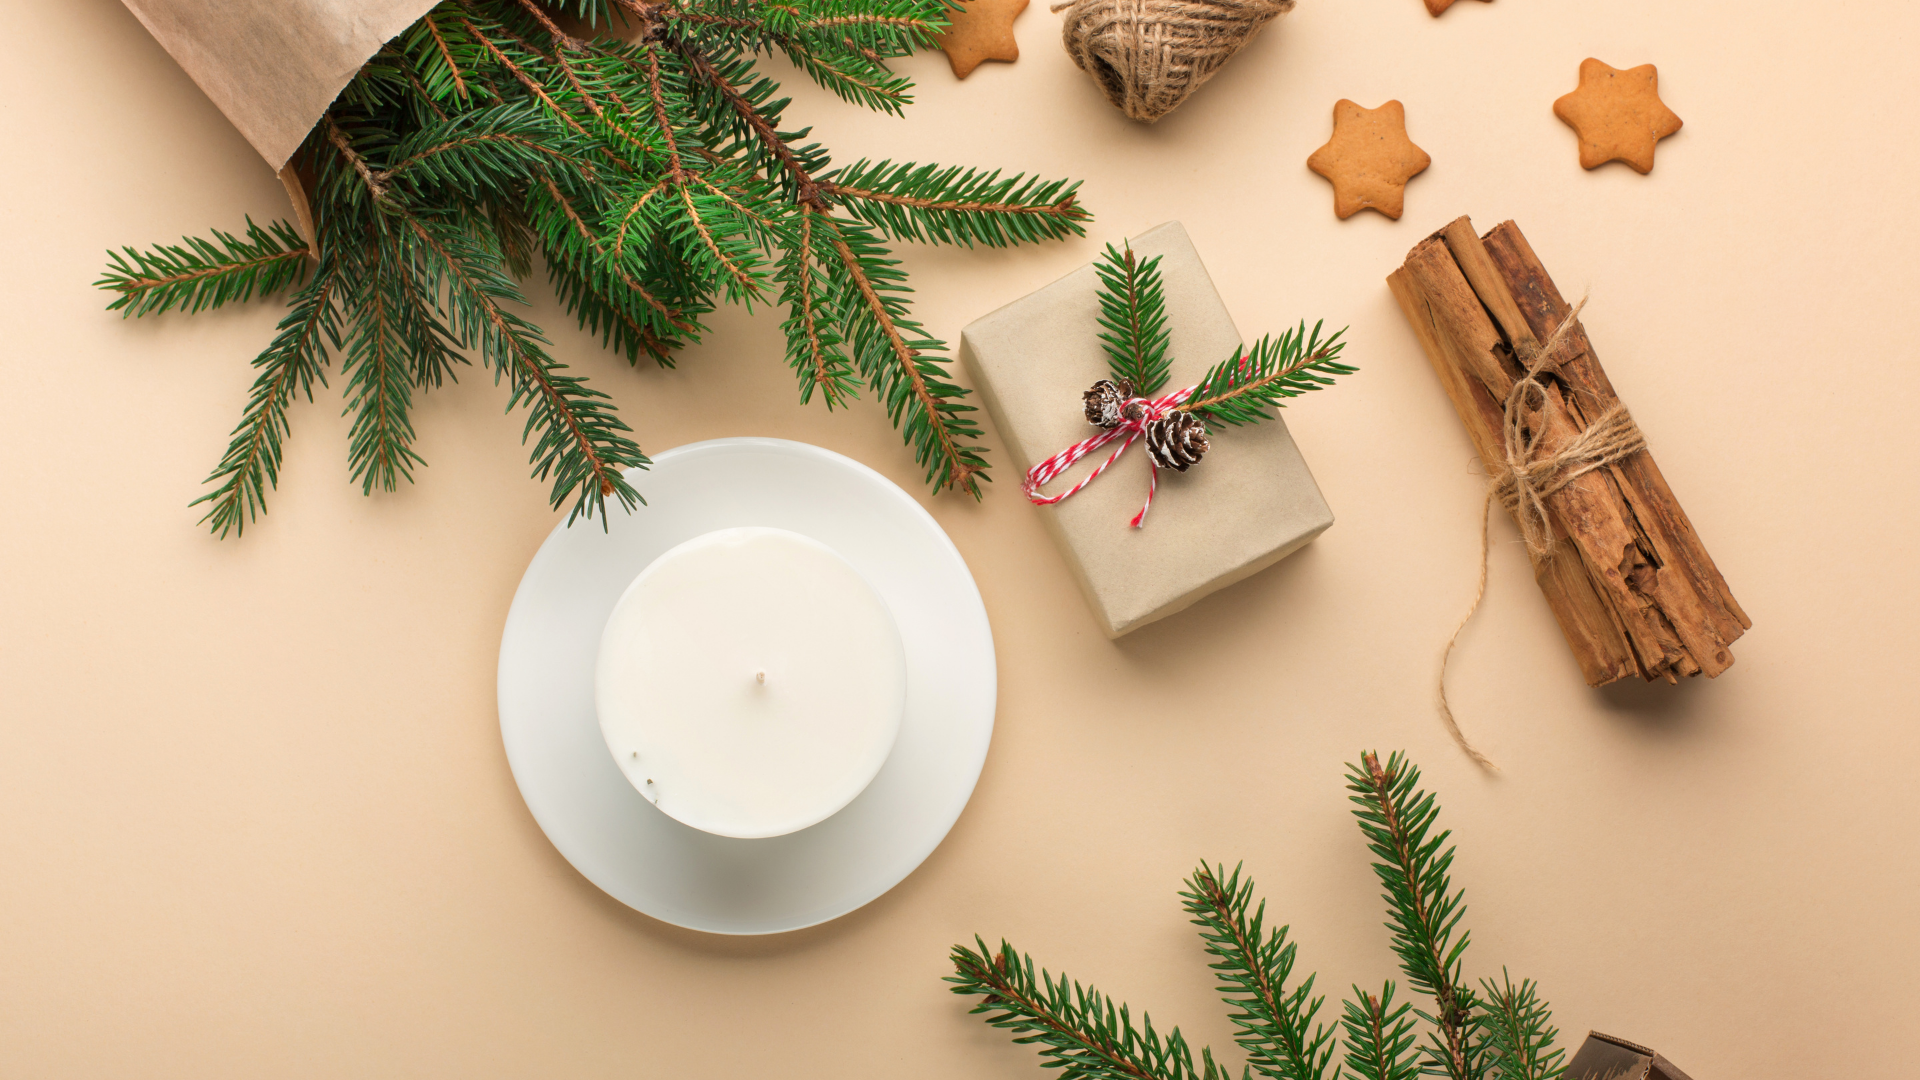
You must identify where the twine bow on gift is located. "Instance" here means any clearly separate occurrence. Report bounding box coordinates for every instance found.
[1440,295,1650,770]
[1023,383,1197,527]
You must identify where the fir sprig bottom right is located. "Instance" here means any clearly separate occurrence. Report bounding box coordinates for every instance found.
[949,751,1567,1080]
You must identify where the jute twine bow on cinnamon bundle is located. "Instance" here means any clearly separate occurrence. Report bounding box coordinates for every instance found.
[1051,0,1294,122]
[1439,297,1648,770]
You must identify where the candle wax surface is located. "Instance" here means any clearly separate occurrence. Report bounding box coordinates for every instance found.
[594,527,907,839]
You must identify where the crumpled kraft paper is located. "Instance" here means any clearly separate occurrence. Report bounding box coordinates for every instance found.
[959,222,1334,638]
[120,0,439,170]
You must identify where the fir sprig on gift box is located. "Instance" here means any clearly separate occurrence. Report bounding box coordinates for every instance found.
[96,0,1088,536]
[1091,243,1353,425]
[949,751,1567,1080]
[1073,244,1352,477]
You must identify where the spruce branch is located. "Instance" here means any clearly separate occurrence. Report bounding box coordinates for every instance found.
[1347,752,1486,1080]
[826,160,1088,248]
[1339,985,1421,1080]
[819,214,989,493]
[340,229,426,493]
[97,218,311,317]
[1092,243,1172,395]
[1180,323,1352,427]
[948,937,1223,1080]
[104,0,1083,533]
[1477,971,1564,1080]
[1181,862,1338,1080]
[955,753,1565,1080]
[777,207,858,406]
[192,270,343,538]
[402,212,647,523]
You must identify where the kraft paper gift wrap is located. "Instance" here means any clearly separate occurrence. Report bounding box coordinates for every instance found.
[959,221,1334,638]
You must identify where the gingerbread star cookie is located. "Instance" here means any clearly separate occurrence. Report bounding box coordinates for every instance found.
[1306,99,1431,221]
[937,0,1027,79]
[1424,0,1490,16]
[1553,58,1683,173]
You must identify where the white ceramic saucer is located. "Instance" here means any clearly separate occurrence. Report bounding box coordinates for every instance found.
[497,438,996,934]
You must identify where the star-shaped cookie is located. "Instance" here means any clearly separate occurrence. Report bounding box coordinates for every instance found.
[1424,0,1490,16]
[1306,99,1431,221]
[1553,58,1683,173]
[937,0,1027,79]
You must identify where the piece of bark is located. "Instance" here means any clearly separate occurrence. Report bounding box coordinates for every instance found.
[1389,216,1747,685]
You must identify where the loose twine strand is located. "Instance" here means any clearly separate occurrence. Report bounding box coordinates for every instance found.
[1050,0,1294,123]
[1438,296,1649,770]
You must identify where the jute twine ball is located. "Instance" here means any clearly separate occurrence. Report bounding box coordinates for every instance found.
[1051,0,1294,123]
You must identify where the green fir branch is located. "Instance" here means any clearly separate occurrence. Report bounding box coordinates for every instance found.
[339,229,427,493]
[826,160,1089,247]
[1181,862,1338,1080]
[192,269,343,537]
[98,218,311,317]
[101,0,1083,534]
[948,937,1223,1080]
[1092,243,1172,395]
[401,213,648,524]
[818,213,989,494]
[1477,971,1565,1080]
[776,208,859,406]
[1348,751,1487,1080]
[775,37,919,115]
[1180,323,1353,427]
[953,753,1565,1080]
[1339,984,1422,1080]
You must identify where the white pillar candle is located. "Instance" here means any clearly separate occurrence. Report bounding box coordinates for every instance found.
[595,527,907,839]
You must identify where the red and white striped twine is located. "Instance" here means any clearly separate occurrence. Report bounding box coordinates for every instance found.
[1022,383,1197,528]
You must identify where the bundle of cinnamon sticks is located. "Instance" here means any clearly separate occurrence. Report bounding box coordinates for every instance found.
[1389,217,1748,685]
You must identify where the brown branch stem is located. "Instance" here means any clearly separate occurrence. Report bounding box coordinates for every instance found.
[324,116,388,199]
[825,184,1081,219]
[110,248,309,297]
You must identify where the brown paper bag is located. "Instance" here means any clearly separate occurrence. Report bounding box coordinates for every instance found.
[120,0,441,238]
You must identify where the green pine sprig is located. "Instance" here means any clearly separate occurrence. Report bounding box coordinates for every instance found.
[1093,243,1172,395]
[953,753,1559,1080]
[1082,242,1352,431]
[100,0,1087,535]
[827,160,1088,249]
[97,217,312,318]
[1182,862,1339,1080]
[948,936,1224,1080]
[1339,984,1422,1080]
[1180,323,1352,427]
[1347,751,1487,1080]
[191,270,343,537]
[1477,971,1565,1080]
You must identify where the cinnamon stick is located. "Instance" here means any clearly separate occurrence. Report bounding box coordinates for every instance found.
[1389,216,1748,685]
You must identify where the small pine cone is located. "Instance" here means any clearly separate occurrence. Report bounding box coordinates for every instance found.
[1144,411,1209,472]
[1082,378,1134,429]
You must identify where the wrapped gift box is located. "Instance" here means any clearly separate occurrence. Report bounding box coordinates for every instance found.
[959,221,1334,637]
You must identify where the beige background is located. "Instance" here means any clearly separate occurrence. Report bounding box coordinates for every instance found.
[2,0,1914,1076]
